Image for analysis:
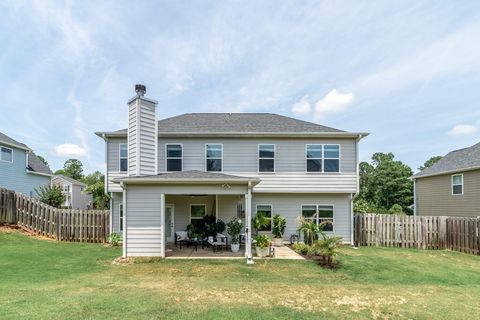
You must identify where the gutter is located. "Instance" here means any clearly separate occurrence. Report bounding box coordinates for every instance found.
[115,178,261,185]
[411,166,480,179]
[27,170,53,177]
[351,133,366,245]
[0,141,31,151]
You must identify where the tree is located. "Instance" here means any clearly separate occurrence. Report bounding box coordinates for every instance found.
[54,169,66,175]
[356,152,413,214]
[36,155,49,167]
[63,159,84,180]
[419,156,442,171]
[35,185,65,208]
[82,171,109,209]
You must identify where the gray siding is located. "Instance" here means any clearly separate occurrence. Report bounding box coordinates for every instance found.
[416,170,480,217]
[71,185,92,210]
[105,138,128,193]
[251,193,352,243]
[165,195,217,233]
[125,186,163,257]
[111,192,123,233]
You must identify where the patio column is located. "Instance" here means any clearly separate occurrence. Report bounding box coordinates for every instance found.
[160,193,165,258]
[245,184,254,265]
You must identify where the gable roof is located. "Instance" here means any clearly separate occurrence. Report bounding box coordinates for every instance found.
[0,132,30,151]
[413,142,480,178]
[55,174,86,187]
[96,113,368,138]
[27,152,53,176]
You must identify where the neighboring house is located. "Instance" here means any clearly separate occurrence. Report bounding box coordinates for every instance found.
[95,85,368,259]
[413,142,480,217]
[0,132,53,197]
[52,175,92,209]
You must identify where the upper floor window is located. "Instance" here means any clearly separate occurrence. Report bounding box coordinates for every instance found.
[306,144,340,173]
[452,174,463,195]
[119,143,128,172]
[206,144,222,172]
[1,146,13,163]
[166,144,182,172]
[258,144,275,172]
[301,204,334,231]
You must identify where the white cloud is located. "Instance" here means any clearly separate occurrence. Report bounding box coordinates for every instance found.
[448,124,478,136]
[291,95,311,115]
[314,89,354,119]
[54,144,87,157]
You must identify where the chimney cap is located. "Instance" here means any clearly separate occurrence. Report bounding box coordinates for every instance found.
[135,84,146,97]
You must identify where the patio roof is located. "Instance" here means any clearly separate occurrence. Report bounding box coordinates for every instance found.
[114,170,260,185]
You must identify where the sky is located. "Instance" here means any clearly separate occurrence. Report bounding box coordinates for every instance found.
[1,0,479,174]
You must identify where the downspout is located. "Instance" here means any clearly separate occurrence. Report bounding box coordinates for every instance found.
[121,182,127,257]
[246,181,254,265]
[351,134,364,246]
[413,178,417,217]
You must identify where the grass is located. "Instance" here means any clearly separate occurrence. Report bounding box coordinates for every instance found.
[1,228,480,319]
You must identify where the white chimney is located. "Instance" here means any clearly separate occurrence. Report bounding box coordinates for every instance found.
[127,84,158,176]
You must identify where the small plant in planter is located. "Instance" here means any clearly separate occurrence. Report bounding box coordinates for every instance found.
[226,218,243,253]
[272,214,286,247]
[109,232,122,246]
[310,233,343,268]
[254,234,271,258]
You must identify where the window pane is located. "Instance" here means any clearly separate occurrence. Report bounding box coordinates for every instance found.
[120,158,128,172]
[324,145,339,158]
[167,144,182,157]
[191,205,206,218]
[307,159,322,172]
[167,159,182,171]
[306,145,322,158]
[259,159,274,172]
[207,159,222,171]
[206,145,222,158]
[119,144,128,158]
[318,206,333,218]
[259,144,274,158]
[452,175,462,185]
[324,159,340,172]
[1,148,12,162]
[320,219,333,231]
[302,205,317,219]
[453,185,463,195]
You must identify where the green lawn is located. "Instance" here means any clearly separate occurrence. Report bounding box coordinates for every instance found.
[1,229,480,319]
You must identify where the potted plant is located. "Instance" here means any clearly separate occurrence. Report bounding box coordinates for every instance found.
[254,234,271,258]
[272,214,286,247]
[252,211,269,235]
[226,218,243,252]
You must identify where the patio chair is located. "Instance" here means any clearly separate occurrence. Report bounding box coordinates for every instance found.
[175,231,189,249]
[207,235,227,253]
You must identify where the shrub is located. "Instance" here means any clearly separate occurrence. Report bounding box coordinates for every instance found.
[292,242,311,255]
[252,211,269,234]
[254,234,271,248]
[310,234,343,268]
[109,233,122,246]
[388,204,405,215]
[35,185,65,208]
[226,218,243,245]
[272,214,286,238]
[353,199,370,214]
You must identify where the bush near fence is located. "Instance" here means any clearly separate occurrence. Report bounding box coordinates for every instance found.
[354,213,480,255]
[0,188,109,243]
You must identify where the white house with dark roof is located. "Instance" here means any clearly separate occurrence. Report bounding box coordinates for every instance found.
[95,85,368,262]
[413,142,480,217]
[0,132,53,197]
[52,175,93,209]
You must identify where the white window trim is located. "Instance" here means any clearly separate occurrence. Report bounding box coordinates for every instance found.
[0,146,13,163]
[300,204,335,233]
[305,144,341,173]
[255,204,273,232]
[119,203,124,232]
[205,143,223,172]
[190,204,207,223]
[258,144,276,173]
[165,143,183,172]
[451,173,464,196]
[119,143,128,172]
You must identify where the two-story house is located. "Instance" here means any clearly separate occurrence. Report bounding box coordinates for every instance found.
[52,175,93,209]
[0,132,53,197]
[413,142,480,217]
[95,85,368,261]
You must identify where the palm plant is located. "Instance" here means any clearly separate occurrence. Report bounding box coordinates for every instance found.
[311,233,343,267]
[252,211,269,235]
[272,214,286,239]
[297,218,319,245]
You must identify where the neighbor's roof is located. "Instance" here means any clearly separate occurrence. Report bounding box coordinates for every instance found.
[96,113,369,138]
[0,132,30,151]
[54,174,86,186]
[114,170,260,184]
[413,141,480,178]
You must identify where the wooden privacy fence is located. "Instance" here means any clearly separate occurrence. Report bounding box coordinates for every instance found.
[0,188,109,243]
[354,214,480,255]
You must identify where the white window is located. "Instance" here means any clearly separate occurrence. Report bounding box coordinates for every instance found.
[190,204,206,229]
[301,205,334,231]
[166,144,182,172]
[306,144,340,173]
[258,144,275,172]
[206,144,222,172]
[119,143,128,172]
[256,204,272,231]
[452,174,463,195]
[1,146,13,163]
[62,185,70,192]
[119,203,124,232]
